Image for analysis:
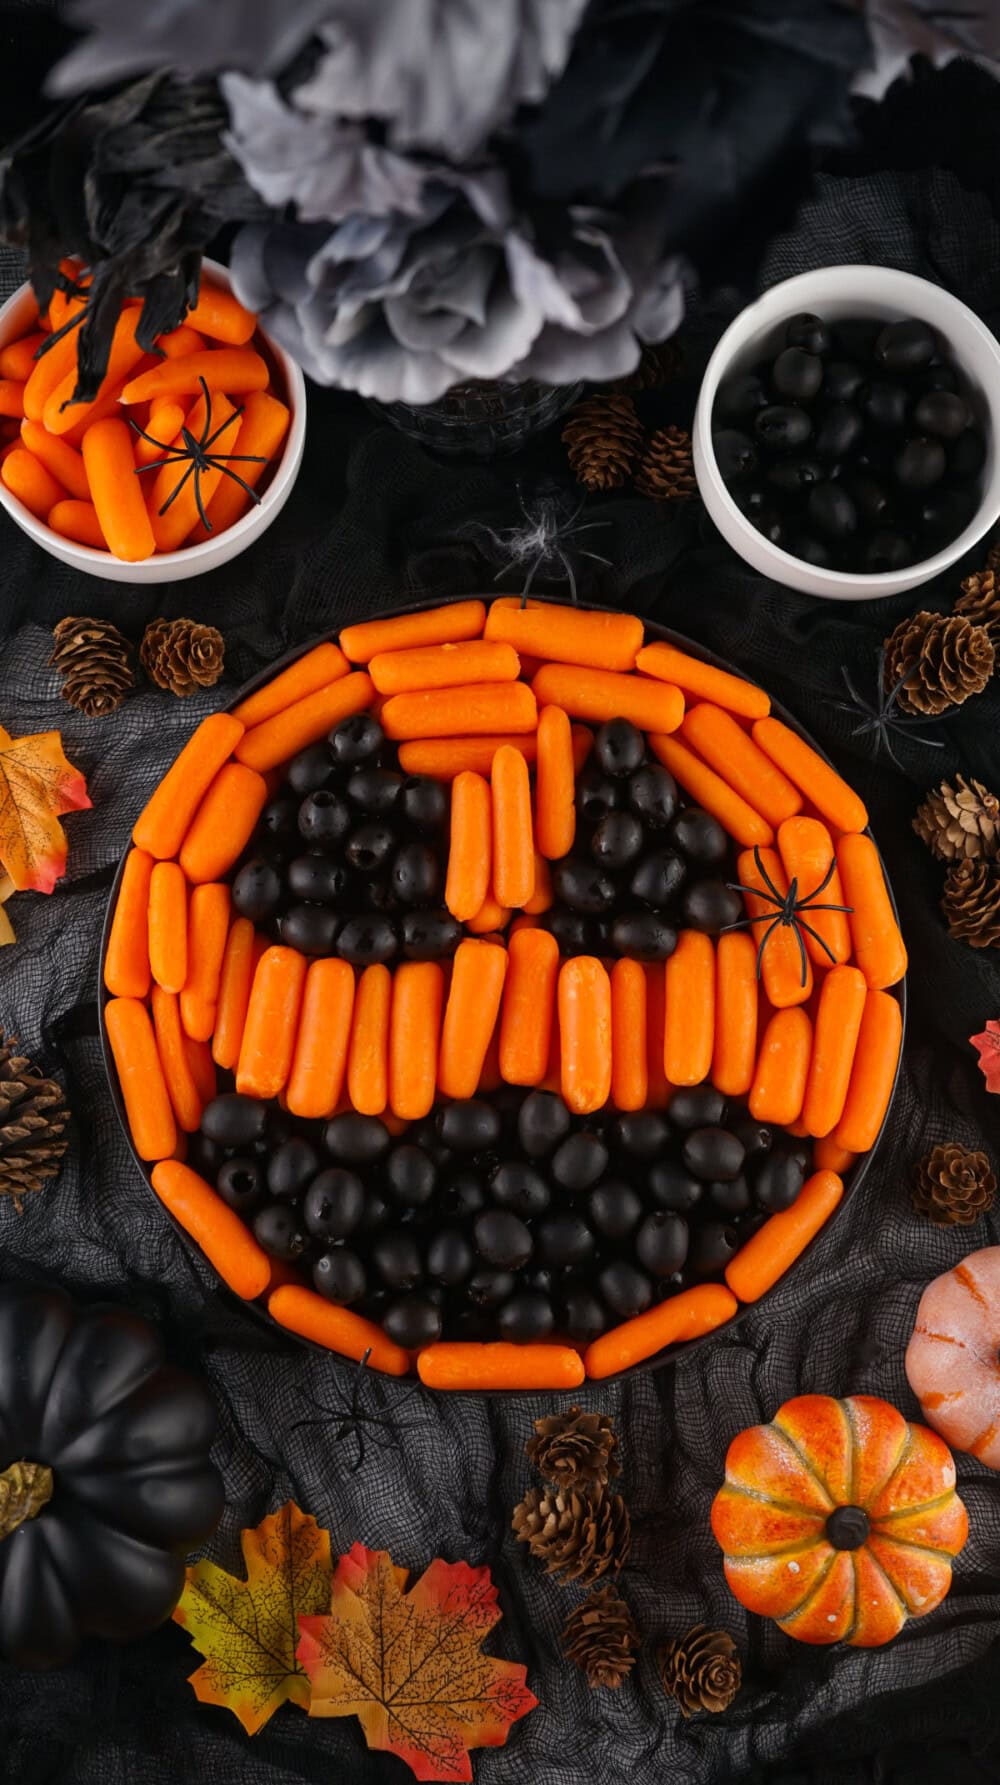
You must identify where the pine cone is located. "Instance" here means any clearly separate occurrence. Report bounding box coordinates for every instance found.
[49,616,133,718]
[955,568,1000,645]
[0,1033,70,1213]
[561,1586,640,1689]
[913,775,1000,863]
[526,1407,620,1488]
[941,859,1000,948]
[141,618,225,697]
[563,395,643,492]
[912,1142,996,1227]
[635,425,697,501]
[658,1625,741,1718]
[614,339,684,394]
[512,1483,631,1586]
[883,610,994,716]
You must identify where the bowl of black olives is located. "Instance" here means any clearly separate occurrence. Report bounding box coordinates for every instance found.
[693,266,1000,598]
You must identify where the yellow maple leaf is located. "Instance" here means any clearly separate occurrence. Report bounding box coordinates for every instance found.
[0,725,91,893]
[298,1545,538,1783]
[173,1500,332,1737]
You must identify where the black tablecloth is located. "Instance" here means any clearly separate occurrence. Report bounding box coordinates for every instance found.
[2,91,1000,1785]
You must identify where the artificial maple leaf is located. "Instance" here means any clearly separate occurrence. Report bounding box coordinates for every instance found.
[173,1500,333,1737]
[0,724,91,894]
[971,1020,1000,1094]
[0,872,14,946]
[298,1544,538,1784]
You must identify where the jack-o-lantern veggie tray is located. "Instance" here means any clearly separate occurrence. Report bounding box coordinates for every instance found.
[99,597,906,1391]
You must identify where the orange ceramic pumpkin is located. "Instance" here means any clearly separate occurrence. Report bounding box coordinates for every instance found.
[711,1393,968,1647]
[906,1246,1000,1469]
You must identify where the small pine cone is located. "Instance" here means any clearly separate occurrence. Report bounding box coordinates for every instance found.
[141,618,225,697]
[49,616,134,718]
[912,1142,996,1227]
[0,1033,70,1213]
[883,610,994,716]
[561,1586,640,1689]
[635,425,697,501]
[526,1407,620,1488]
[913,775,1000,863]
[512,1482,631,1586]
[941,859,1000,948]
[658,1625,742,1718]
[563,395,643,491]
[955,568,1000,645]
[614,339,684,394]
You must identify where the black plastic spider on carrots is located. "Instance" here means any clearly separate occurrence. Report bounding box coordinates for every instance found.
[723,844,854,987]
[128,375,267,532]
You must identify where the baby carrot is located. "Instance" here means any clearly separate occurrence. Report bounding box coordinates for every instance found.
[82,418,155,561]
[836,832,907,990]
[133,712,245,860]
[388,961,444,1121]
[499,926,559,1087]
[644,963,672,1108]
[156,324,206,358]
[726,1171,844,1303]
[184,1037,217,1108]
[398,734,537,778]
[22,297,88,420]
[184,284,257,346]
[535,704,576,861]
[735,846,813,1008]
[179,762,268,885]
[133,397,186,467]
[346,964,391,1115]
[0,381,24,418]
[531,663,683,733]
[381,681,537,741]
[236,944,307,1099]
[188,389,290,542]
[148,389,239,553]
[147,860,188,994]
[211,918,257,1069]
[524,851,554,914]
[635,641,770,719]
[814,1135,858,1176]
[559,955,612,1115]
[484,598,643,672]
[712,930,758,1098]
[648,734,774,848]
[286,958,355,1119]
[0,331,47,383]
[478,1015,504,1093]
[180,883,231,1042]
[418,1342,585,1392]
[664,931,715,1086]
[748,1007,813,1126]
[268,1283,410,1375]
[466,894,511,935]
[585,1283,737,1380]
[105,997,177,1162]
[752,717,868,834]
[439,940,508,1100]
[1,447,65,518]
[20,418,89,500]
[491,746,535,910]
[832,988,902,1153]
[44,307,146,435]
[152,984,203,1133]
[48,498,106,549]
[369,640,519,696]
[234,671,374,773]
[340,599,486,663]
[231,641,348,730]
[445,771,491,923]
[776,816,852,967]
[682,703,802,828]
[152,1160,271,1301]
[121,349,269,406]
[104,847,154,998]
[801,964,867,1138]
[611,957,648,1111]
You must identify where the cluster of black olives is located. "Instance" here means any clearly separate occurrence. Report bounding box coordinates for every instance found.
[713,311,986,573]
[542,718,741,958]
[230,713,459,965]
[192,1083,811,1351]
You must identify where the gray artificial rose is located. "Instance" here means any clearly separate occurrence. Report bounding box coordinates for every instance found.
[854,1,1000,100]
[48,0,332,93]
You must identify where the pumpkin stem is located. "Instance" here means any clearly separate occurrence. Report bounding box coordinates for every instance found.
[0,1459,54,1541]
[825,1505,870,1551]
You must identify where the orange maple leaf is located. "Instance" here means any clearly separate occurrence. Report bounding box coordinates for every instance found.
[0,724,91,893]
[172,1500,332,1737]
[298,1544,538,1783]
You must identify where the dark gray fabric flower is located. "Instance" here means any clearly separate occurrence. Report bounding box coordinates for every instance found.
[48,0,331,93]
[855,2,1000,100]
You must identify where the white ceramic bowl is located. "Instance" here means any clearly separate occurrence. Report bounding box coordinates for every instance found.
[0,258,306,583]
[693,266,1000,600]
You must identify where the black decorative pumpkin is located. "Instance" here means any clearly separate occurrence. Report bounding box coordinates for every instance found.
[0,1282,224,1668]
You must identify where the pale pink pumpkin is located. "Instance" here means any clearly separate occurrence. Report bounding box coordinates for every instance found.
[906,1245,1000,1469]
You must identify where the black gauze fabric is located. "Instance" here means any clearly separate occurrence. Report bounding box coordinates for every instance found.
[1,157,999,1785]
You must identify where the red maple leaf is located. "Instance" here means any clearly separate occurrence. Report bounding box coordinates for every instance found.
[970,1020,1000,1094]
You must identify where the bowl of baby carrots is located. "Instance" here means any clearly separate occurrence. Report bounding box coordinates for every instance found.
[0,259,306,582]
[98,596,906,1392]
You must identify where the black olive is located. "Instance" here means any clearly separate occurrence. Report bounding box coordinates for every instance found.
[190,1131,224,1180]
[313,1248,367,1305]
[689,1222,740,1276]
[537,1214,595,1270]
[949,428,986,479]
[709,1175,752,1215]
[919,362,958,394]
[216,1155,266,1215]
[668,807,729,867]
[766,456,823,496]
[426,1228,473,1286]
[297,790,351,847]
[231,857,283,922]
[253,1202,309,1261]
[610,1110,671,1158]
[329,711,384,766]
[635,1210,689,1277]
[304,1168,365,1239]
[807,482,858,540]
[727,1115,773,1160]
[814,405,863,460]
[551,857,616,915]
[576,764,619,821]
[715,371,769,423]
[594,718,646,779]
[401,909,462,960]
[287,854,346,904]
[545,909,594,954]
[498,1292,554,1344]
[466,1267,517,1307]
[669,1086,727,1130]
[918,486,978,541]
[629,848,687,907]
[267,1137,321,1201]
[551,1131,609,1192]
[849,477,893,528]
[345,823,395,872]
[279,904,340,957]
[772,348,823,402]
[732,484,770,518]
[336,914,399,965]
[894,436,946,490]
[372,1228,423,1290]
[591,811,644,870]
[913,390,972,440]
[440,1170,488,1221]
[474,1209,533,1270]
[588,1180,644,1239]
[864,530,913,571]
[823,360,865,403]
[754,405,813,452]
[560,1289,607,1346]
[400,775,448,828]
[681,879,743,934]
[324,1112,391,1165]
[357,1190,391,1234]
[390,842,441,906]
[287,744,336,796]
[383,1297,442,1348]
[490,1161,550,1216]
[258,796,298,843]
[647,1161,702,1212]
[437,1099,501,1153]
[754,509,787,547]
[609,912,678,961]
[754,1150,806,1212]
[874,317,936,371]
[201,1092,268,1148]
[862,381,909,431]
[787,532,833,570]
[785,313,831,356]
[517,1090,572,1159]
[713,428,759,480]
[386,1144,437,1207]
[598,1260,653,1319]
[626,763,678,828]
[346,767,403,815]
[682,1125,746,1182]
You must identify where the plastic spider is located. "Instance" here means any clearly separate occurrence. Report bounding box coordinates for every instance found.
[286,1348,435,1474]
[129,374,267,532]
[723,845,853,988]
[467,486,611,607]
[827,648,946,770]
